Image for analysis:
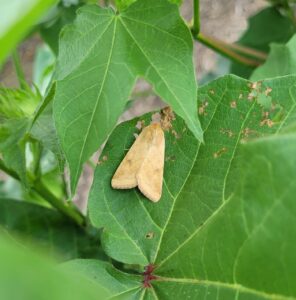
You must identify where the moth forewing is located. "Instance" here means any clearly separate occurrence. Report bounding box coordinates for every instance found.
[111,128,151,189]
[111,123,165,202]
[137,124,164,202]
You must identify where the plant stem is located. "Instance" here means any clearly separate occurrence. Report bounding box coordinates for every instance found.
[12,49,27,90]
[193,0,200,35]
[34,180,85,226]
[193,32,265,67]
[0,159,85,227]
[210,36,267,60]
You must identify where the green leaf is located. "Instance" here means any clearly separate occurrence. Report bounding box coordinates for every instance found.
[88,74,296,298]
[0,119,29,185]
[62,259,143,298]
[0,235,109,300]
[31,83,65,168]
[53,0,201,193]
[33,44,55,94]
[230,7,295,79]
[0,86,42,184]
[115,0,137,10]
[153,132,296,299]
[40,2,81,55]
[251,34,296,81]
[0,0,57,64]
[0,198,102,260]
[115,0,183,10]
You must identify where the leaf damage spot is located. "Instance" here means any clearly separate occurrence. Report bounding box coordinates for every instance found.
[265,87,272,96]
[248,81,262,90]
[230,101,237,109]
[198,101,209,115]
[160,107,175,131]
[240,127,260,143]
[259,111,274,128]
[136,120,145,130]
[209,89,215,95]
[247,91,256,101]
[213,147,227,158]
[98,155,108,165]
[260,118,274,128]
[242,127,256,138]
[145,232,154,239]
[165,155,176,162]
[220,128,235,138]
[172,129,181,139]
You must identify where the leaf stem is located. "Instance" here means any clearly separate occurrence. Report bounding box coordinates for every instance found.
[0,158,85,227]
[12,49,28,90]
[192,31,266,67]
[192,0,200,35]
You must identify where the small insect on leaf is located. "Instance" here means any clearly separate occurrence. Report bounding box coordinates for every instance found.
[111,123,165,202]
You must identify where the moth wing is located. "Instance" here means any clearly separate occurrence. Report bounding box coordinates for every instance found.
[111,125,154,189]
[137,124,165,202]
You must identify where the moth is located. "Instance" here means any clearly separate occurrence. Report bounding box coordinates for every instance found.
[111,123,165,202]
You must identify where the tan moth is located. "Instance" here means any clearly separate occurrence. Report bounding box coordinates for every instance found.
[111,123,165,202]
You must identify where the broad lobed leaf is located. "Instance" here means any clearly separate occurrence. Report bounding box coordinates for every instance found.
[87,74,296,299]
[0,198,102,260]
[53,0,201,193]
[251,34,296,80]
[231,7,295,79]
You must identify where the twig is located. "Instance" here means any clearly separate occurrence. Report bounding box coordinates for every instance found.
[193,32,265,67]
[192,0,200,35]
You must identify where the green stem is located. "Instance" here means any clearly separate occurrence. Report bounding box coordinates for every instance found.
[0,159,85,227]
[213,37,267,60]
[12,49,27,90]
[193,0,200,35]
[193,32,265,67]
[34,180,85,226]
